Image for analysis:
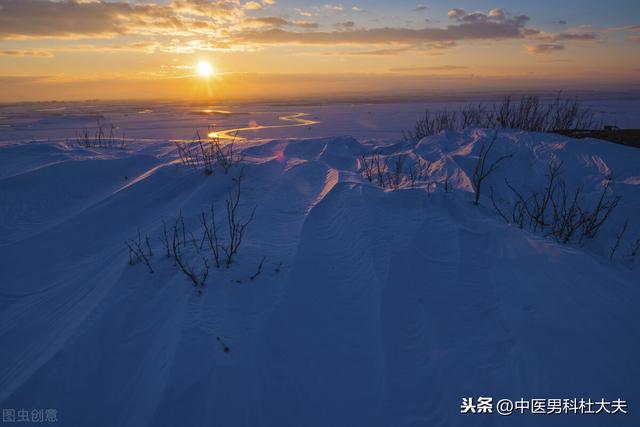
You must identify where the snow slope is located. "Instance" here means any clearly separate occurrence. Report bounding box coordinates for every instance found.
[1,128,639,426]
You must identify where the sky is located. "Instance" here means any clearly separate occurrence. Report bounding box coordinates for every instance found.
[1,0,639,102]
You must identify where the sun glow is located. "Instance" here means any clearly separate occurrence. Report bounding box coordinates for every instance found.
[196,61,214,77]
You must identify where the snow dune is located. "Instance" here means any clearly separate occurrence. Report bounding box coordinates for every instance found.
[0,129,638,426]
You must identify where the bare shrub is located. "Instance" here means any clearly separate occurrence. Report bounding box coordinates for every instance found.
[126,230,154,273]
[250,256,267,281]
[494,161,622,247]
[200,204,223,268]
[209,127,243,174]
[372,153,388,188]
[403,109,458,141]
[360,152,389,188]
[222,173,256,267]
[197,133,215,176]
[524,161,564,232]
[461,103,494,128]
[490,186,509,223]
[174,140,199,169]
[403,93,596,141]
[159,220,172,258]
[628,238,640,260]
[387,155,406,189]
[472,131,512,205]
[610,221,628,261]
[76,118,127,149]
[126,172,257,294]
[408,156,429,188]
[197,172,257,268]
[171,213,209,291]
[175,128,244,175]
[360,152,375,183]
[361,152,430,189]
[174,130,215,175]
[579,177,621,241]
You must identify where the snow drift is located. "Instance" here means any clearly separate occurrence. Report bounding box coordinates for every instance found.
[1,128,639,426]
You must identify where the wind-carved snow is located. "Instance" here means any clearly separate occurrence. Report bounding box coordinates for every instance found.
[0,129,638,427]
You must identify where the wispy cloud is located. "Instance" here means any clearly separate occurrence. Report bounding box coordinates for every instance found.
[237,11,535,46]
[301,41,456,57]
[334,21,356,31]
[324,4,345,12]
[525,43,565,54]
[244,16,319,29]
[0,49,53,57]
[389,65,468,72]
[533,32,598,42]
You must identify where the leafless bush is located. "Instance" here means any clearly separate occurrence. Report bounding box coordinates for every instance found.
[496,95,546,131]
[197,132,216,176]
[516,160,564,232]
[159,220,172,258]
[549,183,585,244]
[360,152,389,188]
[472,131,512,205]
[628,238,640,260]
[174,140,199,169]
[610,221,628,261]
[360,152,375,183]
[403,93,596,141]
[155,181,255,291]
[196,172,257,268]
[171,212,209,291]
[536,161,564,231]
[373,153,388,187]
[408,156,429,188]
[126,172,258,294]
[175,128,244,175]
[250,256,267,281]
[494,94,597,132]
[461,103,495,128]
[126,230,154,273]
[403,109,458,141]
[490,186,509,223]
[200,204,223,268]
[209,126,243,174]
[387,155,406,189]
[579,177,621,241]
[361,152,430,189]
[494,161,622,246]
[222,173,256,267]
[174,130,215,175]
[443,173,451,193]
[76,118,127,149]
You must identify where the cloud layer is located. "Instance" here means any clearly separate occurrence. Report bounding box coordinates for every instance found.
[0,1,534,48]
[0,0,627,58]
[0,0,245,39]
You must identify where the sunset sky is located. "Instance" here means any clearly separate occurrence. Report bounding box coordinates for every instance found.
[1,0,639,102]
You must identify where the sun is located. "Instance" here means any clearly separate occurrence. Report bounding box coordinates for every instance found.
[196,61,214,77]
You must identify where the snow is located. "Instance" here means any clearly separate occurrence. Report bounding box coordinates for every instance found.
[1,105,639,426]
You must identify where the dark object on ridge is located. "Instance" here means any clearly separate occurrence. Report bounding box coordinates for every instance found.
[554,128,640,149]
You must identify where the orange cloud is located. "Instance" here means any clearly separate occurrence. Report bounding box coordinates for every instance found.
[525,43,565,54]
[0,0,244,40]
